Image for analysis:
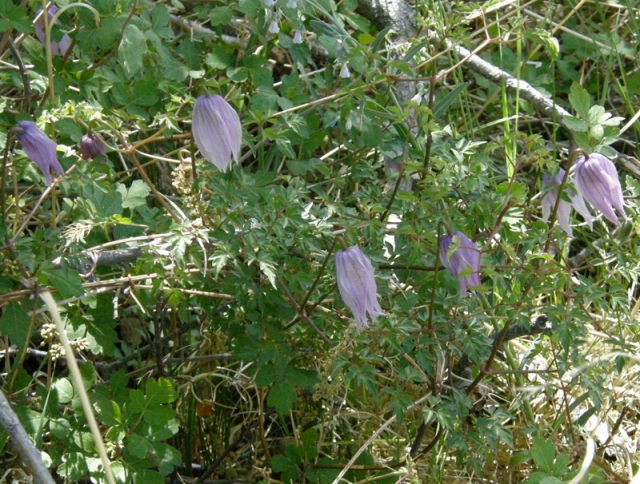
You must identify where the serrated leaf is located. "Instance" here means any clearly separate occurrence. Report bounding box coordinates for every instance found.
[256,364,278,387]
[267,381,297,414]
[568,83,591,120]
[286,367,320,388]
[117,180,150,210]
[143,405,176,426]
[0,302,30,348]
[259,260,278,289]
[119,24,147,77]
[146,378,178,406]
[127,433,153,459]
[39,265,84,299]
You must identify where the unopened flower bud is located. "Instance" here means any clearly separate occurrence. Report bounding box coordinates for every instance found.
[80,134,106,160]
[192,95,242,172]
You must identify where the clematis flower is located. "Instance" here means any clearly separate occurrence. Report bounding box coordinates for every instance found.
[12,121,64,186]
[34,4,72,57]
[574,152,626,227]
[440,232,481,297]
[335,246,383,330]
[80,134,106,160]
[192,95,242,172]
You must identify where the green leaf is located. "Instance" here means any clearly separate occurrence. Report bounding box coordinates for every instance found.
[144,405,176,426]
[568,83,591,120]
[433,83,467,119]
[117,180,150,210]
[301,428,319,460]
[209,6,233,26]
[0,3,32,33]
[258,260,278,289]
[39,265,84,299]
[129,81,160,107]
[152,441,182,475]
[127,433,153,459]
[148,378,178,405]
[256,364,278,387]
[205,45,234,70]
[53,378,74,404]
[267,381,297,414]
[563,115,588,132]
[0,302,30,348]
[530,437,557,474]
[270,453,299,483]
[285,367,319,388]
[119,24,147,77]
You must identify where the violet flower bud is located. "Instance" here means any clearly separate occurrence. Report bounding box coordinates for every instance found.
[574,152,626,226]
[192,95,242,172]
[440,232,481,297]
[12,121,64,186]
[80,134,107,160]
[34,4,72,57]
[335,246,383,330]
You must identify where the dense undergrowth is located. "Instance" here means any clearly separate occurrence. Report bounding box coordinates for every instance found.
[1,0,640,482]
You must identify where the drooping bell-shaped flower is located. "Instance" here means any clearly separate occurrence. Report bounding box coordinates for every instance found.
[574,153,626,227]
[12,121,64,186]
[335,246,383,330]
[541,169,595,236]
[440,232,481,297]
[34,4,72,57]
[80,134,106,160]
[192,95,242,172]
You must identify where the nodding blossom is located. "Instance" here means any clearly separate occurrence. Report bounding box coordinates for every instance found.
[339,63,350,79]
[268,21,280,34]
[335,246,383,330]
[34,4,72,57]
[12,121,64,186]
[292,30,304,44]
[192,95,242,172]
[540,169,594,236]
[286,0,297,7]
[574,152,627,227]
[80,134,107,160]
[440,232,481,297]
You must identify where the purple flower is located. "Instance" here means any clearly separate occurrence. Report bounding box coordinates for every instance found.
[440,232,481,297]
[80,134,106,160]
[541,171,573,236]
[34,5,72,57]
[574,153,626,227]
[335,246,383,329]
[192,95,242,172]
[12,121,64,186]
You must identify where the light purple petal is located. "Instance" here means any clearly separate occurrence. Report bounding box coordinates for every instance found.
[14,121,63,186]
[335,246,383,330]
[440,232,481,296]
[541,170,574,236]
[34,5,72,57]
[575,153,626,226]
[192,95,242,172]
